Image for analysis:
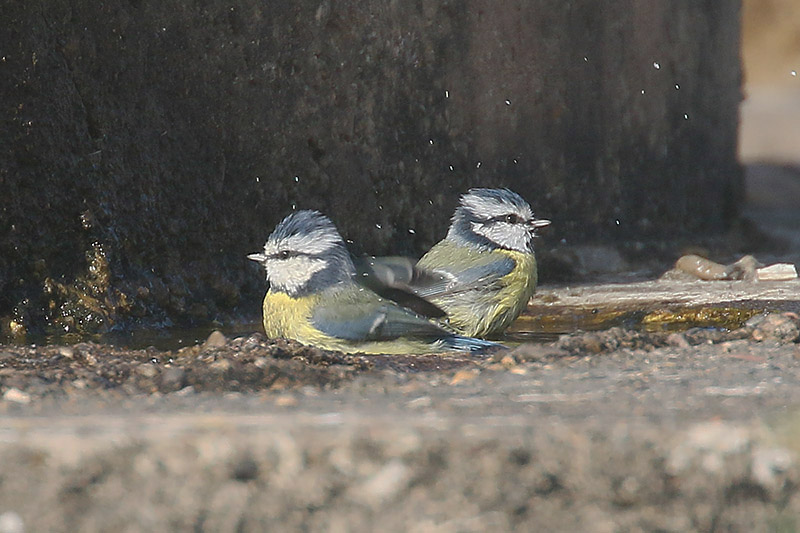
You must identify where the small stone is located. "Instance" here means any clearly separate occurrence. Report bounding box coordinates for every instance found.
[674,254,728,280]
[0,511,25,533]
[756,263,798,281]
[348,459,411,506]
[210,359,232,373]
[500,354,517,367]
[581,333,605,354]
[507,343,550,362]
[3,388,30,404]
[274,394,298,407]
[747,313,799,343]
[450,368,479,385]
[137,363,159,378]
[666,332,690,348]
[173,385,195,396]
[159,367,186,392]
[203,330,228,349]
[58,346,74,358]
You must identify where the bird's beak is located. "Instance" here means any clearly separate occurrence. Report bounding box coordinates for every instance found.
[248,252,267,263]
[528,218,551,230]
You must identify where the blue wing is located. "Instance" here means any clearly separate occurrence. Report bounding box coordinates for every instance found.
[413,245,515,299]
[310,287,448,342]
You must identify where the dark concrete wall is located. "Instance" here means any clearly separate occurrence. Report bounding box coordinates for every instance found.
[1,0,742,336]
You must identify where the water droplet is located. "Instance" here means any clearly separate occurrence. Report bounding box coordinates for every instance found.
[792,70,798,77]
[653,61,660,70]
[641,89,646,95]
[583,56,588,62]
[476,161,482,168]
[375,223,382,229]
[513,158,518,164]
[294,176,299,182]
[448,165,454,171]
[504,99,511,106]
[429,200,433,205]
[615,219,620,225]
[429,139,434,145]
[408,228,416,234]
[445,89,450,98]
[683,114,689,120]
[675,84,680,90]
[255,176,260,183]
[291,203,296,210]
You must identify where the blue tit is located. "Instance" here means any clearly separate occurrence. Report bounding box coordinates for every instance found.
[410,188,551,338]
[247,210,503,355]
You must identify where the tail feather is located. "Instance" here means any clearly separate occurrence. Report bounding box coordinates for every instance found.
[440,335,505,355]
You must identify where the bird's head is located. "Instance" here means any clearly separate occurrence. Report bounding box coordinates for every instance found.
[447,188,550,253]
[248,210,355,296]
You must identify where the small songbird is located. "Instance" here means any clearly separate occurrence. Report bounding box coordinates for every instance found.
[247,210,503,355]
[410,188,550,338]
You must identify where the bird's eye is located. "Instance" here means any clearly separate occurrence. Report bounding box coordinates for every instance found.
[504,214,519,224]
[278,250,291,259]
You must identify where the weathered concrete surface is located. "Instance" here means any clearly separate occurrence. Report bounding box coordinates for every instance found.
[1,0,742,335]
[0,276,799,531]
[0,409,798,532]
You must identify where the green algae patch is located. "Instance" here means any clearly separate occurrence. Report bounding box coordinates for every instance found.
[506,303,764,342]
[641,306,762,332]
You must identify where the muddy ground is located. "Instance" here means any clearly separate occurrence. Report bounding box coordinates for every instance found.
[1,276,800,532]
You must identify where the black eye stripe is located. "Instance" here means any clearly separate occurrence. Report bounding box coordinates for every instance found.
[270,250,329,260]
[271,250,301,260]
[485,214,524,224]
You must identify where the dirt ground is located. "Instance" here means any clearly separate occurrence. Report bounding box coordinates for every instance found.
[0,273,799,532]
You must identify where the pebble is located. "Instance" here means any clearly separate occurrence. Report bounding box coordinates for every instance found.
[756,263,798,281]
[507,343,553,362]
[449,369,479,385]
[747,313,800,343]
[348,459,411,506]
[674,254,729,280]
[3,388,31,405]
[274,394,298,407]
[137,363,159,378]
[203,330,228,350]
[0,511,24,533]
[58,346,74,359]
[159,367,186,391]
[665,332,690,348]
[209,359,232,373]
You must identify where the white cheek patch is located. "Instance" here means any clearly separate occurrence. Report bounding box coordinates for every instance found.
[472,221,532,253]
[267,255,327,293]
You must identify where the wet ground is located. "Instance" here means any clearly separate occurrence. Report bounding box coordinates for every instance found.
[1,272,800,531]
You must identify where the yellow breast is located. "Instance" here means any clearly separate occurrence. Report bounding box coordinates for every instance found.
[261,290,321,342]
[479,249,537,336]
